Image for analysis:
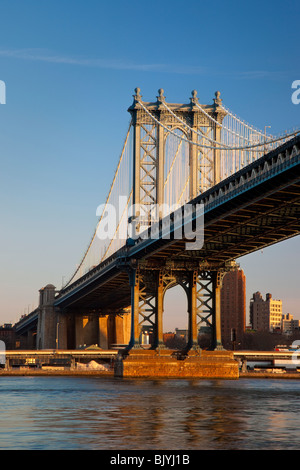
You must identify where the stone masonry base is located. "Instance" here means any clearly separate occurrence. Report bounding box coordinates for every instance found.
[114,348,239,379]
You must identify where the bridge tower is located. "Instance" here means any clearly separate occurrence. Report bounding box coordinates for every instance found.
[123,89,231,357]
[128,87,226,210]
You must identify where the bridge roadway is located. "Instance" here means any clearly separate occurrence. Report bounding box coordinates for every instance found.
[2,349,118,370]
[234,350,300,363]
[54,135,300,313]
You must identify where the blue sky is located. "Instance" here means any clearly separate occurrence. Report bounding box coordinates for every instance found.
[0,0,299,328]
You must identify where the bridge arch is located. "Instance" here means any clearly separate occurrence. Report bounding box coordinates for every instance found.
[162,281,189,349]
[163,126,189,140]
[162,277,189,297]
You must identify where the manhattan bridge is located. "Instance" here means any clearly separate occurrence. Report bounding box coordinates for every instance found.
[16,88,300,377]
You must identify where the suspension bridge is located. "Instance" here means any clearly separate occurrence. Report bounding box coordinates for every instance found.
[62,88,299,284]
[18,88,300,378]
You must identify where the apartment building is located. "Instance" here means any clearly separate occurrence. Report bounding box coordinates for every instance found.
[282,313,300,334]
[250,292,282,332]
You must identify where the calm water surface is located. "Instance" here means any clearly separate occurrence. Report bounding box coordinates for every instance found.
[0,376,300,450]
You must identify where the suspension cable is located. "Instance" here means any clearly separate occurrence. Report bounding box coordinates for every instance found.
[161,101,233,147]
[163,99,262,144]
[193,101,265,142]
[63,120,132,288]
[138,99,299,150]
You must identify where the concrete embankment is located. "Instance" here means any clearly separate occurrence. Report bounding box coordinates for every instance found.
[1,368,300,379]
[0,368,114,377]
[240,371,300,379]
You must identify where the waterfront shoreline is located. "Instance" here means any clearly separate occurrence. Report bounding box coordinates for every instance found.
[0,369,114,377]
[240,372,300,379]
[1,369,300,379]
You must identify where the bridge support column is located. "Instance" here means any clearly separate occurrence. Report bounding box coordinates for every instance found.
[99,315,109,349]
[153,271,164,349]
[212,271,225,350]
[189,122,198,200]
[213,91,223,186]
[127,269,141,349]
[36,284,57,349]
[114,312,131,347]
[127,268,163,351]
[186,271,200,352]
[75,314,99,348]
[55,311,68,349]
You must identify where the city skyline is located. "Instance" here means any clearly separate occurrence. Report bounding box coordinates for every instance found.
[0,0,299,327]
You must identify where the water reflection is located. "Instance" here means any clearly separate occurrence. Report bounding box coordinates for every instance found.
[1,377,300,449]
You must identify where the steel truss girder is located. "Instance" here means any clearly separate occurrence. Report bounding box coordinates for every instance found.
[197,126,215,192]
[139,123,157,208]
[127,265,228,351]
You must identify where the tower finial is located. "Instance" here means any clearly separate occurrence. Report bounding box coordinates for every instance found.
[156,88,166,103]
[133,87,142,102]
[214,90,222,106]
[190,89,199,105]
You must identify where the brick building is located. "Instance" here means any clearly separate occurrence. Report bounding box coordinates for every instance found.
[281,313,300,334]
[0,324,15,350]
[221,268,246,348]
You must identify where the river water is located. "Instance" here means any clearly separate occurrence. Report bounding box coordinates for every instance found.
[0,376,300,450]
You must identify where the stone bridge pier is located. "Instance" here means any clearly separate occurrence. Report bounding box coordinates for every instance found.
[115,261,239,379]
